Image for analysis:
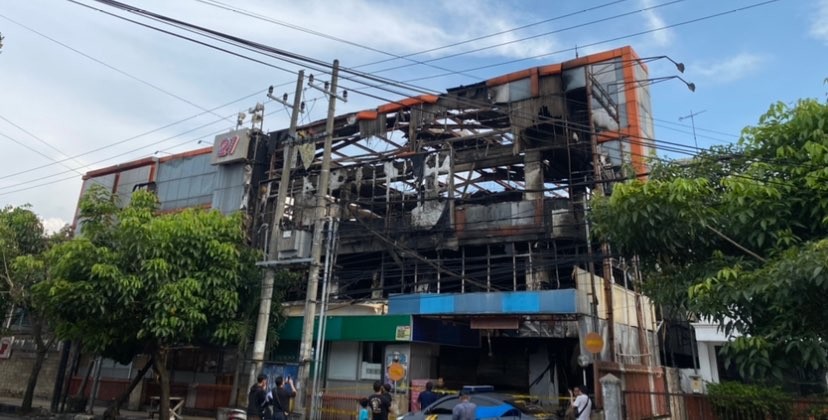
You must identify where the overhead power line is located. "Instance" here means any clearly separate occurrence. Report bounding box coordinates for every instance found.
[0,12,233,123]
[194,0,631,74]
[402,0,780,83]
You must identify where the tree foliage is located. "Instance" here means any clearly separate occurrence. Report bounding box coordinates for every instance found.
[591,98,828,383]
[35,186,265,417]
[0,205,69,411]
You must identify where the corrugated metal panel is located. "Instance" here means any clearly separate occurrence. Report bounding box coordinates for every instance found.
[114,165,152,206]
[156,154,216,211]
[211,163,246,214]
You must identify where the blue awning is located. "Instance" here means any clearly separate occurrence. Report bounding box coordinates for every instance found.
[388,289,577,315]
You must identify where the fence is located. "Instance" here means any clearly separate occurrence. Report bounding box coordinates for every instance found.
[623,390,828,420]
[595,361,667,414]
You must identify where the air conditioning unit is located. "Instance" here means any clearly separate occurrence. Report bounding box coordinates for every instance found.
[360,362,382,380]
[277,230,312,260]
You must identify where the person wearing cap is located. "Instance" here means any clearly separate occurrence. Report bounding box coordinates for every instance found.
[247,374,269,420]
[451,391,476,420]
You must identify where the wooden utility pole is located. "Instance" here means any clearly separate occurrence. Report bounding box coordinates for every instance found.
[296,60,341,417]
[250,71,305,388]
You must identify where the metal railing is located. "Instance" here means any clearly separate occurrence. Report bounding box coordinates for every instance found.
[623,390,828,420]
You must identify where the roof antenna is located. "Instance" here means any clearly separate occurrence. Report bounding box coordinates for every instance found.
[575,44,579,58]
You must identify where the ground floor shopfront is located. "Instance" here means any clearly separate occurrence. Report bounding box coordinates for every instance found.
[272,289,606,415]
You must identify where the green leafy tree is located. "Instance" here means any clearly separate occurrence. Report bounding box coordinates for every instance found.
[0,205,69,412]
[37,186,263,419]
[591,98,828,386]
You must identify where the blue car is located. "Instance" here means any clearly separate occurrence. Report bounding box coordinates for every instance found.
[399,393,536,419]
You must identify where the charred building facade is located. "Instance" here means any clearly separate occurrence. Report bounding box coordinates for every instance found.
[261,46,660,411]
[69,45,663,414]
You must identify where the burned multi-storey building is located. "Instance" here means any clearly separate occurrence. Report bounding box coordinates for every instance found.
[66,46,663,414]
[265,45,660,411]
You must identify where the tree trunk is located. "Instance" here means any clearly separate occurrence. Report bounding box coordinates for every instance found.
[60,340,82,412]
[86,355,103,414]
[153,348,171,420]
[21,317,56,413]
[21,346,49,412]
[229,342,246,407]
[76,358,95,398]
[51,340,71,412]
[103,355,154,420]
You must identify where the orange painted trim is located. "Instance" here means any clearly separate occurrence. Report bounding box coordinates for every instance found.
[111,172,120,194]
[159,146,212,163]
[530,68,540,97]
[84,157,156,180]
[621,47,646,175]
[485,46,636,87]
[485,68,533,88]
[560,47,627,70]
[538,63,562,76]
[356,111,379,121]
[376,94,439,114]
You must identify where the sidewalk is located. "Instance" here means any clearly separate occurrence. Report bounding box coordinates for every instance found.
[0,396,214,420]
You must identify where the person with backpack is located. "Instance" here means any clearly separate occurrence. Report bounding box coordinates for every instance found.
[247,374,269,420]
[367,381,390,420]
[572,386,592,420]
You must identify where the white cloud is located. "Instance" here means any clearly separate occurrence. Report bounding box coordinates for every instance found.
[41,217,69,234]
[639,0,674,47]
[810,0,828,44]
[695,52,768,84]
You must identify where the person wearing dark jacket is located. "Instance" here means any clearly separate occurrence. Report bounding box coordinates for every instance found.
[417,381,440,410]
[247,374,269,420]
[268,376,297,420]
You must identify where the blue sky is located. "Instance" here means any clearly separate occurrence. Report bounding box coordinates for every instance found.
[0,0,824,229]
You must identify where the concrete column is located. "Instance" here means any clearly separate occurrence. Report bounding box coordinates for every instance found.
[601,373,622,420]
[523,150,544,201]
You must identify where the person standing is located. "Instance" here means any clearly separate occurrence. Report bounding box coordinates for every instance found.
[247,374,269,420]
[268,376,296,420]
[367,381,390,420]
[358,398,370,420]
[417,381,440,410]
[572,386,592,420]
[451,391,476,420]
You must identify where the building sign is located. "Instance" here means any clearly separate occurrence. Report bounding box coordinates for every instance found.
[395,325,411,341]
[211,129,251,165]
[0,337,13,359]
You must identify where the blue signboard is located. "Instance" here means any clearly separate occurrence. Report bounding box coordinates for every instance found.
[261,363,300,390]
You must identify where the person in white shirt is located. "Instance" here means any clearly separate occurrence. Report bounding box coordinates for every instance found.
[573,386,592,420]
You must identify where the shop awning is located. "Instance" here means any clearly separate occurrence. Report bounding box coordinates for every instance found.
[387,289,578,315]
[279,315,412,342]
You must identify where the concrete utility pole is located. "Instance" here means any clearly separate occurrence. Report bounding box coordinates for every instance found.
[585,70,616,363]
[296,60,341,417]
[249,71,305,388]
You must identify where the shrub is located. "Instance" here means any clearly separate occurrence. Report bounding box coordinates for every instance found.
[707,382,792,420]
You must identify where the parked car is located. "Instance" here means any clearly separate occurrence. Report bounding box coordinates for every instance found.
[398,393,537,419]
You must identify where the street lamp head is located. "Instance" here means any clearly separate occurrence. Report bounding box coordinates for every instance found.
[675,62,685,73]
[686,82,696,92]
